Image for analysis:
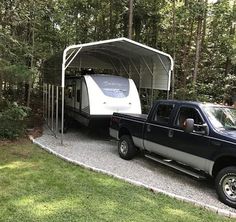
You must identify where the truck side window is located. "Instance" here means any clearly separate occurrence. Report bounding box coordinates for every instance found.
[153,104,174,125]
[176,107,204,130]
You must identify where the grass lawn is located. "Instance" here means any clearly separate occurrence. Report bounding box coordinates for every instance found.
[0,140,234,222]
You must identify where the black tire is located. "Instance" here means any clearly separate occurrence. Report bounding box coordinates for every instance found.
[118,135,137,160]
[215,166,236,208]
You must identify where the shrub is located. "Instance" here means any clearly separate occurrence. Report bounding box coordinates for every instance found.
[0,101,30,139]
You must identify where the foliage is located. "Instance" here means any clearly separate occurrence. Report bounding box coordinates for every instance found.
[0,0,235,106]
[0,101,30,139]
[0,142,234,222]
[2,64,34,82]
[224,74,236,104]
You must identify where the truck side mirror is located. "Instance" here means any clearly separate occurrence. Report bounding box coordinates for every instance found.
[184,118,194,133]
[201,123,210,136]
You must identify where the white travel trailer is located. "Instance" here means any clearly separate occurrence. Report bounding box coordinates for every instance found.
[43,37,174,144]
[65,74,141,126]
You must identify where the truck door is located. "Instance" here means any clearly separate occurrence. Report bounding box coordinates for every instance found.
[170,106,212,172]
[143,103,175,156]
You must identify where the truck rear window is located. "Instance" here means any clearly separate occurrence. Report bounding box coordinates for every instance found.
[91,75,130,98]
[153,104,174,124]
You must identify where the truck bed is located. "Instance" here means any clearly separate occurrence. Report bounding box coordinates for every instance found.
[113,113,148,122]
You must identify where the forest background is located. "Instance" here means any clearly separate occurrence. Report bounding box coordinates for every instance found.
[0,0,235,108]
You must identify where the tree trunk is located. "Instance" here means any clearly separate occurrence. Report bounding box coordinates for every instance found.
[193,12,203,86]
[27,8,35,107]
[128,0,133,39]
[182,19,194,88]
[75,13,79,44]
[202,0,208,48]
[109,0,113,38]
[225,57,232,76]
[0,73,2,101]
[225,21,235,76]
[27,80,32,107]
[171,0,176,99]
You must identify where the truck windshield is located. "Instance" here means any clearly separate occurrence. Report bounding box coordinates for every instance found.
[203,106,236,130]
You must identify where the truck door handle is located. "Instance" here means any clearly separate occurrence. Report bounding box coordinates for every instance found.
[211,140,221,147]
[168,130,174,138]
[147,124,151,132]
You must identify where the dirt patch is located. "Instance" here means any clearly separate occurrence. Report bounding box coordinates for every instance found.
[26,105,44,139]
[0,138,30,147]
[10,149,32,159]
[27,126,43,139]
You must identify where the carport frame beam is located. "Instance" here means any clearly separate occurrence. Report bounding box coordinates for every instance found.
[129,58,142,92]
[157,54,171,99]
[119,59,130,77]
[142,57,154,106]
[61,46,83,145]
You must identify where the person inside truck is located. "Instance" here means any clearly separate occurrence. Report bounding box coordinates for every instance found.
[178,113,188,128]
[176,107,204,131]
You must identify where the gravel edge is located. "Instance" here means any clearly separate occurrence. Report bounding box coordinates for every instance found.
[31,137,236,219]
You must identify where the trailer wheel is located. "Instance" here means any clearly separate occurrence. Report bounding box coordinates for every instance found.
[118,135,137,160]
[215,166,236,208]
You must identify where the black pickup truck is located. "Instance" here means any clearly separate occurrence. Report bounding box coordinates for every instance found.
[109,100,236,208]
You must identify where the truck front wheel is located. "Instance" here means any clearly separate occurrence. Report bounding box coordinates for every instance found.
[118,135,137,160]
[215,166,236,208]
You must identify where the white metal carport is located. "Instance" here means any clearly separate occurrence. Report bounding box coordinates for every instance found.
[42,37,174,144]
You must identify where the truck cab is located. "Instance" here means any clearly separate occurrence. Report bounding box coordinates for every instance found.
[110,100,236,208]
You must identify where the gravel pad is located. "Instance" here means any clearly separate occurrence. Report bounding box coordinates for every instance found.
[34,126,236,217]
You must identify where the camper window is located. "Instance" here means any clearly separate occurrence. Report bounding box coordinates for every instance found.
[91,75,130,98]
[66,86,73,99]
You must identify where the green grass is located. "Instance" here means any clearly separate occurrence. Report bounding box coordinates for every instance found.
[0,141,234,222]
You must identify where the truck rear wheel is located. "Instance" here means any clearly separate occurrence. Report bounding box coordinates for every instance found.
[215,166,236,208]
[118,135,137,160]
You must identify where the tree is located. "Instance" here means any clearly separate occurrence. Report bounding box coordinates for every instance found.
[193,0,205,87]
[128,0,134,39]
[0,0,235,106]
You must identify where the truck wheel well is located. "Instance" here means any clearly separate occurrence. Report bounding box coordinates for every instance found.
[119,127,131,139]
[212,156,236,177]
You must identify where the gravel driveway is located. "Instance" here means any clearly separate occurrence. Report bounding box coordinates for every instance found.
[34,125,236,218]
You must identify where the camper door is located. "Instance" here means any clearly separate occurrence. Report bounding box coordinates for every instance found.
[75,79,81,112]
[81,78,90,115]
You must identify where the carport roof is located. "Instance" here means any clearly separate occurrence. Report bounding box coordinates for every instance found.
[44,37,174,90]
[64,37,173,61]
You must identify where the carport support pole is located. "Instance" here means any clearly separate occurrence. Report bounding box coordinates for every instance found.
[42,84,44,118]
[60,46,82,145]
[167,81,170,99]
[157,54,171,99]
[61,86,64,145]
[119,59,130,77]
[45,84,47,120]
[129,58,142,93]
[48,84,51,127]
[56,86,59,136]
[61,48,67,145]
[51,85,54,131]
